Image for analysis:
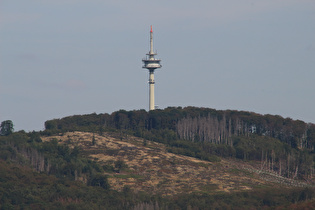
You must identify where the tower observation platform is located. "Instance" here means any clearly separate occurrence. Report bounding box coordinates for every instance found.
[142,25,162,111]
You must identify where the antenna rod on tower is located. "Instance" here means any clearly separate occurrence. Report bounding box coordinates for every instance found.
[149,25,154,56]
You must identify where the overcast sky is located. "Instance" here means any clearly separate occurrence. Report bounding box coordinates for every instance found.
[1,0,314,131]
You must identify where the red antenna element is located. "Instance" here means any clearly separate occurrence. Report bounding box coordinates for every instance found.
[150,25,153,33]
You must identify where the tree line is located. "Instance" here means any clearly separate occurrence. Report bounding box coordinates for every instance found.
[44,107,315,150]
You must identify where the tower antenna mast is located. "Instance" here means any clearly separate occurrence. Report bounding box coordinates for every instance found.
[142,25,162,111]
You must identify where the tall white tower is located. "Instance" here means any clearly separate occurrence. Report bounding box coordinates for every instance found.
[142,25,162,111]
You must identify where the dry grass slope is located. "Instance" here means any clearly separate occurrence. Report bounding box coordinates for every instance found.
[42,131,295,196]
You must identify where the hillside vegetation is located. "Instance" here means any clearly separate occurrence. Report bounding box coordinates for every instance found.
[42,131,274,195]
[1,130,315,209]
[1,106,315,209]
[45,106,315,181]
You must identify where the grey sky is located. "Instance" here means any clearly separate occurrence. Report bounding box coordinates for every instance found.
[1,0,315,131]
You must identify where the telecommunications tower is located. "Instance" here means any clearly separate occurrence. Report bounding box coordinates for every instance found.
[142,25,162,111]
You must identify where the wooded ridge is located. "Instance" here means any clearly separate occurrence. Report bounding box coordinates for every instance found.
[44,106,315,181]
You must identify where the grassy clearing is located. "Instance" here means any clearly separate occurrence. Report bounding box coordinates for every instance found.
[42,131,290,195]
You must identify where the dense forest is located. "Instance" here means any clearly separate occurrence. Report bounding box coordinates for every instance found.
[44,107,315,181]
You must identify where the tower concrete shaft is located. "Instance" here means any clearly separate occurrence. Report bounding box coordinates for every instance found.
[142,25,161,111]
[149,70,155,110]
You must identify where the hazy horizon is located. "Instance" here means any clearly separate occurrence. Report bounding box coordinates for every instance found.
[1,0,314,131]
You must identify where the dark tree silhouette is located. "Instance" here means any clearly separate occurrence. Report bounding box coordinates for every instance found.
[0,120,14,136]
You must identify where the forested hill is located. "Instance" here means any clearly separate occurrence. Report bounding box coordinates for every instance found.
[2,107,315,209]
[44,106,315,150]
[44,106,315,181]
